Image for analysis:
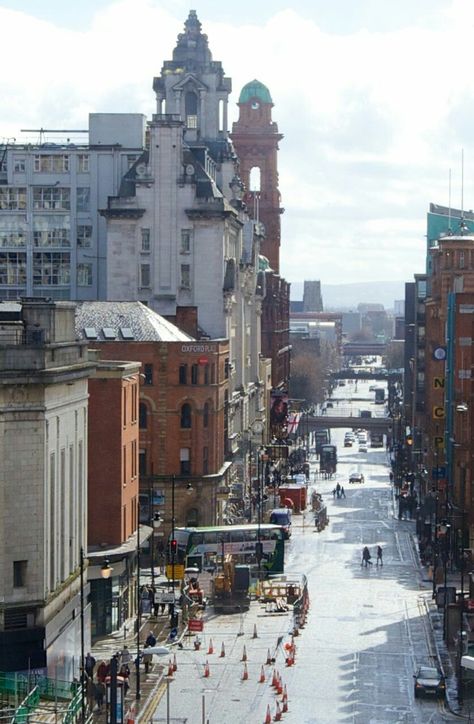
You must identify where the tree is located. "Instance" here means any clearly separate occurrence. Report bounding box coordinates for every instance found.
[289,341,340,405]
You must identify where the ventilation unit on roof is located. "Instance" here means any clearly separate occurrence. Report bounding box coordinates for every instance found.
[120,327,134,340]
[102,327,116,340]
[84,327,97,340]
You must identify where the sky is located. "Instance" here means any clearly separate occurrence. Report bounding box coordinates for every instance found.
[2,0,474,287]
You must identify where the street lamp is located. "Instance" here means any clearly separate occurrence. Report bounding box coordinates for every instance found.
[136,500,141,701]
[438,521,452,640]
[169,476,193,627]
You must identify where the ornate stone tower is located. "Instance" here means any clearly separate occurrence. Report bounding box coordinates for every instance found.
[231,80,284,273]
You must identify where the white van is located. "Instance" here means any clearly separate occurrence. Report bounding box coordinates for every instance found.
[269,508,292,539]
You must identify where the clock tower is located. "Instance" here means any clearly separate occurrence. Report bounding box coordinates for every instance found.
[231,80,284,274]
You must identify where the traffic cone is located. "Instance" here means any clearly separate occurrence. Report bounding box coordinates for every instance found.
[242,662,248,681]
[126,702,135,724]
[253,623,258,639]
[264,705,272,724]
[220,641,226,658]
[276,674,283,695]
[203,660,210,678]
[274,701,282,721]
[167,659,174,677]
[259,665,266,683]
[241,645,247,662]
[286,653,293,667]
[266,648,272,665]
[281,689,288,713]
[208,638,214,655]
[172,653,177,672]
[271,668,278,688]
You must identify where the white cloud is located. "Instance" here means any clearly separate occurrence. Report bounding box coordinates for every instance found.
[1,1,474,286]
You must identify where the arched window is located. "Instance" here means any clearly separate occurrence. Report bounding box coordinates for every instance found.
[139,402,148,429]
[203,402,209,428]
[185,91,198,129]
[249,166,261,193]
[186,507,199,527]
[181,403,192,428]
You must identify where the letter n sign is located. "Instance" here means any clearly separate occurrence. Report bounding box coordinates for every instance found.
[434,436,444,449]
[433,406,445,419]
[433,377,445,389]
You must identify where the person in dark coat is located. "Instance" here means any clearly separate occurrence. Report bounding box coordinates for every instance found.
[84,652,96,678]
[361,546,372,567]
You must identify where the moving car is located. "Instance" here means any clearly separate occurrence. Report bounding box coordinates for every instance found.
[349,472,365,484]
[344,437,353,447]
[358,444,368,453]
[413,665,445,698]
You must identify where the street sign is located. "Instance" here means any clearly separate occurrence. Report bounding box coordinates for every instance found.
[166,564,184,580]
[432,466,446,479]
[188,618,204,632]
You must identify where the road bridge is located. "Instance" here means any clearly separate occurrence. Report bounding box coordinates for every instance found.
[331,368,402,382]
[342,342,386,355]
[305,415,391,433]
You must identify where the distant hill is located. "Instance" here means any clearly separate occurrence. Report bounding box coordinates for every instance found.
[290,280,405,311]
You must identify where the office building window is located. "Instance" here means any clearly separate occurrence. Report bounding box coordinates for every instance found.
[33,216,70,248]
[34,154,69,172]
[180,448,191,475]
[76,187,90,212]
[0,217,27,248]
[13,156,26,173]
[13,560,27,588]
[78,154,89,173]
[139,402,148,429]
[191,364,198,385]
[144,363,153,385]
[141,228,151,252]
[77,263,93,286]
[180,403,192,429]
[181,229,191,253]
[0,187,26,210]
[180,264,191,288]
[179,364,187,384]
[139,449,147,476]
[33,187,70,210]
[77,225,92,248]
[33,252,70,286]
[0,252,27,284]
[140,263,150,288]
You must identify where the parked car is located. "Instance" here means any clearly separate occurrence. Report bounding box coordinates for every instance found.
[344,438,353,447]
[413,665,445,698]
[326,401,334,408]
[349,472,365,484]
[358,444,368,453]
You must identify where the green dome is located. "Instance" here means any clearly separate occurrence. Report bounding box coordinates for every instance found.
[239,79,272,105]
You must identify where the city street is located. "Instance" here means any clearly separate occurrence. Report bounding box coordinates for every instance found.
[151,379,456,723]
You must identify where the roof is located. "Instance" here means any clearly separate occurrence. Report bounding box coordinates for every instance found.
[239,79,273,104]
[75,302,194,342]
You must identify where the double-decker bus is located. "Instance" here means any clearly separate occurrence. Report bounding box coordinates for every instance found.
[374,387,385,404]
[169,524,285,575]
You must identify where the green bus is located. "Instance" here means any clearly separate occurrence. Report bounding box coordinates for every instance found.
[170,524,285,575]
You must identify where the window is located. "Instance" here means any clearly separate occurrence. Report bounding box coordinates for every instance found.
[13,156,26,173]
[123,387,128,425]
[139,402,148,429]
[203,365,209,385]
[33,252,70,286]
[0,252,27,285]
[77,263,93,286]
[76,187,90,212]
[181,229,191,253]
[34,154,69,172]
[180,447,191,475]
[77,225,92,248]
[180,264,191,288]
[13,560,27,588]
[224,358,230,379]
[0,187,26,210]
[144,363,153,385]
[33,187,70,210]
[0,218,27,248]
[126,154,140,169]
[203,446,209,475]
[78,154,89,173]
[33,215,70,248]
[139,449,147,476]
[140,263,150,288]
[179,364,187,384]
[191,364,198,385]
[181,403,192,428]
[203,402,209,428]
[131,439,137,478]
[459,251,465,269]
[131,383,137,423]
[141,228,151,252]
[123,445,127,486]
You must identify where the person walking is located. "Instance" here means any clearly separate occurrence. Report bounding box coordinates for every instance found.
[94,680,105,713]
[376,545,383,566]
[336,483,341,499]
[340,486,346,499]
[145,631,156,648]
[120,645,131,665]
[361,546,372,567]
[84,652,96,679]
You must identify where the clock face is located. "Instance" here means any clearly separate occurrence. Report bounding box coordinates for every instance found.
[433,346,446,361]
[251,101,260,110]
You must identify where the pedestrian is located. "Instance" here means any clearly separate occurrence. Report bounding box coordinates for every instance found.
[119,663,130,694]
[94,680,105,712]
[96,660,108,684]
[340,486,346,498]
[332,487,337,499]
[143,646,153,674]
[376,545,383,566]
[120,645,131,665]
[389,471,394,483]
[336,483,341,498]
[145,631,156,648]
[84,652,96,678]
[361,546,372,567]
[153,588,160,617]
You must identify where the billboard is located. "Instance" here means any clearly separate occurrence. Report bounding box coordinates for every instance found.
[270,392,288,440]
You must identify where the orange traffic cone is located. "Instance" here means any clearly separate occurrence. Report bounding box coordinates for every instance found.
[126,702,135,724]
[253,623,258,639]
[276,674,283,695]
[286,653,293,667]
[208,638,214,655]
[264,704,272,724]
[274,701,282,721]
[266,648,272,665]
[167,659,174,677]
[220,642,226,658]
[172,653,177,672]
[282,690,288,713]
[241,645,247,662]
[242,662,248,681]
[203,660,210,678]
[271,668,278,687]
[259,665,266,683]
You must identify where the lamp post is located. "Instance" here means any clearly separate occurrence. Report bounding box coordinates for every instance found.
[169,475,193,627]
[458,463,467,705]
[439,521,451,640]
[136,500,141,701]
[79,547,86,724]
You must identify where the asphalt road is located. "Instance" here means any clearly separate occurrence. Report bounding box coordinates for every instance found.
[151,379,456,723]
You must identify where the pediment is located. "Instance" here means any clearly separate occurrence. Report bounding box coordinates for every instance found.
[171,73,209,93]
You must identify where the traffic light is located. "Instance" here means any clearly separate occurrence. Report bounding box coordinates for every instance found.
[405,434,413,446]
[169,539,177,556]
